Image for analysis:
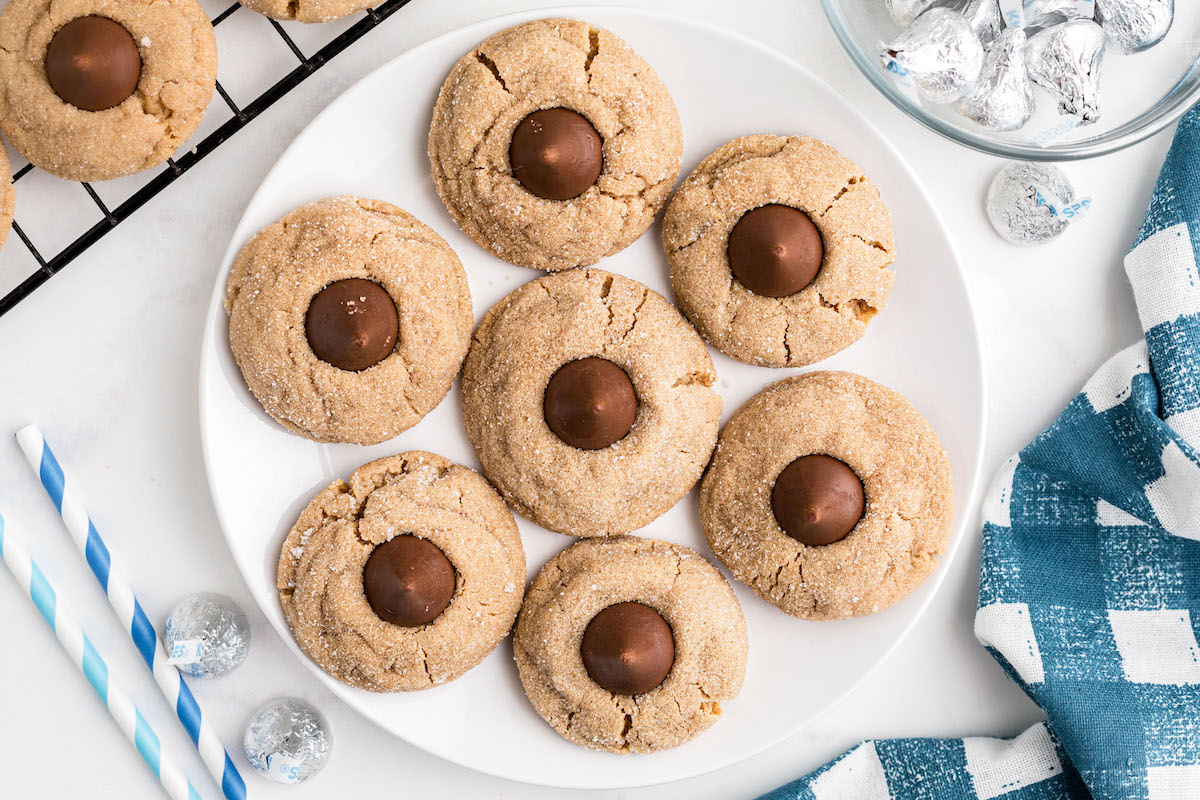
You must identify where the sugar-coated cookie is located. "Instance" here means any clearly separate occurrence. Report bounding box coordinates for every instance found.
[429,18,682,270]
[514,537,747,753]
[700,371,953,620]
[238,0,370,23]
[225,195,472,446]
[278,452,526,692]
[664,135,896,367]
[0,144,12,251]
[460,268,720,537]
[0,0,217,181]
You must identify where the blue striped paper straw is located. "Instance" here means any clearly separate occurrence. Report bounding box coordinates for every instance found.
[0,513,203,800]
[15,425,247,800]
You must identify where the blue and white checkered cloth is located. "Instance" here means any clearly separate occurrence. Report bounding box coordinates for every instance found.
[761,107,1200,800]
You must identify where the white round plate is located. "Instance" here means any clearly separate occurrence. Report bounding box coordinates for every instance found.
[199,7,986,789]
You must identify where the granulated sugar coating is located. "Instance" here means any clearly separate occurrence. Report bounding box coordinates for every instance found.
[514,536,747,754]
[663,135,896,368]
[460,268,721,537]
[225,195,472,445]
[277,452,526,692]
[700,371,954,621]
[0,0,217,181]
[428,18,683,270]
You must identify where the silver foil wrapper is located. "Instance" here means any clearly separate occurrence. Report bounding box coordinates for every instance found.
[162,592,250,678]
[887,0,940,26]
[949,0,1004,45]
[244,699,331,785]
[1025,0,1095,28]
[1096,0,1173,53]
[1026,20,1106,124]
[957,29,1035,131]
[881,8,985,103]
[986,162,1079,245]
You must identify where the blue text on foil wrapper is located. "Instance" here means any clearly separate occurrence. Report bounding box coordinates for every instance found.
[1033,186,1092,220]
[883,57,915,87]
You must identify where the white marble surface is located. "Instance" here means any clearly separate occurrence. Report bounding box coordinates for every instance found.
[0,0,1167,797]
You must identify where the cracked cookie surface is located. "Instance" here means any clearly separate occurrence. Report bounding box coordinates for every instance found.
[663,135,896,367]
[0,144,12,250]
[225,195,472,445]
[514,536,747,753]
[278,452,526,692]
[239,0,370,23]
[0,0,217,181]
[428,18,682,271]
[461,268,721,537]
[700,371,953,620]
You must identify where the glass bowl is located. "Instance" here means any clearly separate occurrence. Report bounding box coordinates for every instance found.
[819,0,1200,160]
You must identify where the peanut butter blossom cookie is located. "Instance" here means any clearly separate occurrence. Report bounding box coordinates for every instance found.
[278,452,526,692]
[460,268,721,537]
[0,145,12,251]
[700,371,953,620]
[663,135,897,367]
[428,18,683,271]
[238,0,370,23]
[0,0,217,181]
[225,195,472,445]
[514,537,748,753]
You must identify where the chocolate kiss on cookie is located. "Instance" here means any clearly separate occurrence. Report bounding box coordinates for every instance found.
[771,454,865,546]
[305,278,398,372]
[45,16,142,112]
[727,204,824,298]
[509,108,603,201]
[544,357,638,450]
[363,535,456,627]
[581,602,675,696]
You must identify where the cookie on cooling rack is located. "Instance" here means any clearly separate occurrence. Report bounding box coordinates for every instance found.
[0,144,12,251]
[239,0,371,23]
[225,195,472,445]
[278,452,526,692]
[514,536,747,754]
[0,0,217,181]
[663,135,896,367]
[428,18,682,270]
[700,370,953,621]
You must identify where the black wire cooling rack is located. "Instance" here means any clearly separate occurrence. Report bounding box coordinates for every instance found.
[0,0,415,317]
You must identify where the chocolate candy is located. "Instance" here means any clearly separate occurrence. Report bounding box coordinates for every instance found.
[880,8,984,104]
[45,16,142,112]
[1026,20,1106,125]
[509,108,603,200]
[581,602,675,696]
[957,28,1035,132]
[363,535,455,627]
[244,699,330,785]
[727,205,824,298]
[951,0,1003,46]
[305,278,398,372]
[885,0,939,26]
[1024,0,1095,28]
[544,357,638,450]
[163,593,250,679]
[1096,0,1173,54]
[985,162,1087,246]
[771,455,865,546]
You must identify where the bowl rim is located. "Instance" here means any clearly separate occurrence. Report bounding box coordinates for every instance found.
[819,0,1200,161]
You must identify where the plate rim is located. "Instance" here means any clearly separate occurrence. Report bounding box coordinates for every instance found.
[198,4,990,788]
